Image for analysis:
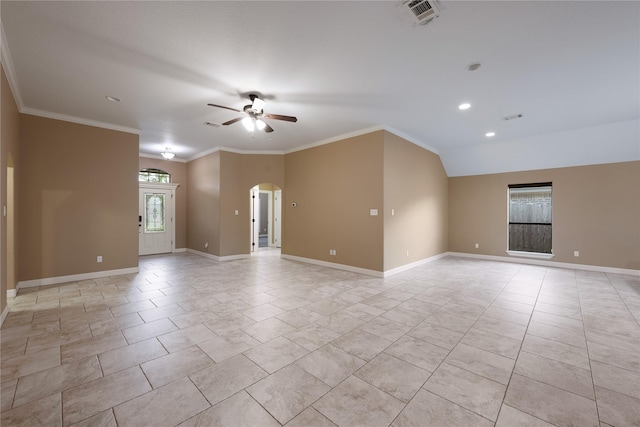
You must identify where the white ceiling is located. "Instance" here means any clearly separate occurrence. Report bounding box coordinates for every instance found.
[2,1,639,176]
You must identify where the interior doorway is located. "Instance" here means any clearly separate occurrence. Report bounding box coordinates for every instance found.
[250,184,282,254]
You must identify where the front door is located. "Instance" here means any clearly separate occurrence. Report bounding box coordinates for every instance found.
[139,187,173,255]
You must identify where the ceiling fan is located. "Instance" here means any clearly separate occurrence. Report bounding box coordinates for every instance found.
[208,94,297,133]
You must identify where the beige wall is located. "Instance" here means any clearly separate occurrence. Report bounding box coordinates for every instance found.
[19,115,139,280]
[283,131,385,271]
[1,66,21,312]
[219,151,284,256]
[449,161,640,270]
[139,158,187,249]
[383,132,448,270]
[186,151,220,255]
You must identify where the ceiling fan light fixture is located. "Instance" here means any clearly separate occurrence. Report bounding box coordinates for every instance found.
[161,148,175,160]
[242,117,255,132]
[255,119,266,131]
[252,97,265,112]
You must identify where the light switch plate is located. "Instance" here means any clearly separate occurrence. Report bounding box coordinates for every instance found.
[370,209,378,216]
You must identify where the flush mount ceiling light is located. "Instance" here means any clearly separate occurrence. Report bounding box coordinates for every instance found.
[161,148,175,160]
[458,102,471,110]
[485,131,496,137]
[105,96,120,102]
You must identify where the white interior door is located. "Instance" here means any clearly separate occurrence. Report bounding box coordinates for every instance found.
[274,189,282,248]
[139,187,174,255]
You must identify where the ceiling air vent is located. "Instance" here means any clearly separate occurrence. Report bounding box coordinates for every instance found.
[403,0,441,26]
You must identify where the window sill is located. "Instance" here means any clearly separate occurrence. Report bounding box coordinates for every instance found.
[505,251,555,260]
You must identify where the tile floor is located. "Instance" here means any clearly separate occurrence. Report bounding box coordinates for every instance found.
[1,252,639,426]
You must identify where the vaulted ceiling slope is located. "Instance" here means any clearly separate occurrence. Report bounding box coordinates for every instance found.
[2,1,638,176]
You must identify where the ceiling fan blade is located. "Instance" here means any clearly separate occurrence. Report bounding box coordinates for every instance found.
[262,122,274,133]
[265,114,297,123]
[222,117,244,126]
[208,103,241,113]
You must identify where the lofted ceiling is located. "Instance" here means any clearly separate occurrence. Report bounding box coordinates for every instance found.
[1,1,638,176]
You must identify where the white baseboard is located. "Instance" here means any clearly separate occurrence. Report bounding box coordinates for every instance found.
[7,289,16,298]
[281,254,385,277]
[0,303,10,327]
[17,267,140,290]
[173,248,187,253]
[186,248,250,262]
[447,252,640,276]
[383,253,449,277]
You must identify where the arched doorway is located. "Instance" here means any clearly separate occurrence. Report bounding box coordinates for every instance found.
[250,184,282,255]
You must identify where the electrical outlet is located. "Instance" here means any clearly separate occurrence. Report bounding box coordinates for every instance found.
[475,243,479,249]
[406,250,409,257]
[97,256,103,263]
[574,251,579,257]
[205,242,209,249]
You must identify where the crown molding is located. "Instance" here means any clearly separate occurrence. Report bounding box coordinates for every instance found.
[0,19,25,110]
[21,107,141,135]
[139,152,188,163]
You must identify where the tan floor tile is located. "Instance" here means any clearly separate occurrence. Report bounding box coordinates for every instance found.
[98,337,167,376]
[515,351,595,399]
[13,355,102,407]
[392,389,493,427]
[60,331,127,364]
[285,407,337,427]
[591,359,640,399]
[1,337,27,359]
[141,345,215,389]
[424,362,506,421]
[588,341,640,373]
[384,335,449,372]
[0,393,62,427]
[169,310,220,329]
[359,316,412,342]
[522,334,590,370]
[284,323,341,351]
[312,312,365,334]
[530,311,584,332]
[178,391,279,427]
[495,404,554,426]
[88,313,143,337]
[197,329,260,362]
[474,316,527,340]
[1,346,60,382]
[59,309,113,331]
[244,336,309,373]
[190,354,267,405]
[526,320,587,349]
[446,342,515,385]
[1,378,18,411]
[247,364,330,424]
[1,321,60,344]
[62,366,151,426]
[407,321,463,350]
[504,374,598,427]
[314,375,404,427]
[381,306,428,327]
[296,344,366,387]
[113,377,209,427]
[121,317,178,343]
[241,317,297,343]
[355,353,430,402]
[67,409,117,427]
[26,325,93,354]
[332,329,392,361]
[340,303,385,321]
[157,323,218,353]
[138,303,186,323]
[204,312,256,335]
[595,386,640,427]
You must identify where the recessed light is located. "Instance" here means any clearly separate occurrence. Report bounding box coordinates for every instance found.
[105,96,120,102]
[485,132,496,137]
[458,103,471,110]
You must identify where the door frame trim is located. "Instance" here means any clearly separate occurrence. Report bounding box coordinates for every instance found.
[139,182,180,254]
